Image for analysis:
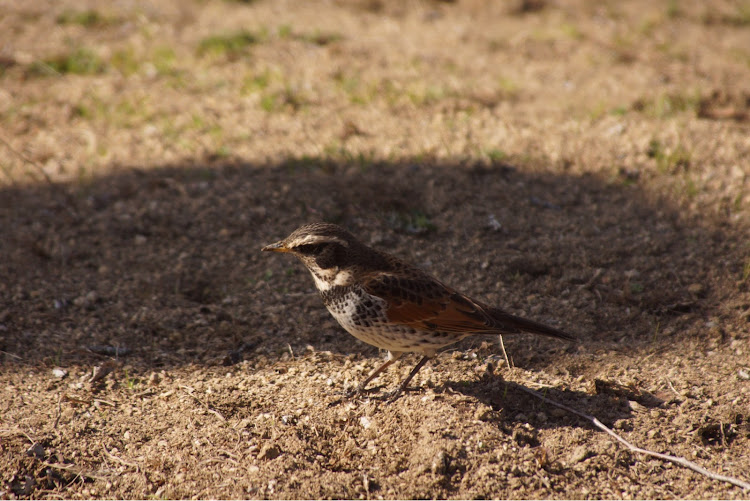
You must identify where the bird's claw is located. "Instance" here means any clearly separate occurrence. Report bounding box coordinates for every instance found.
[384,389,404,402]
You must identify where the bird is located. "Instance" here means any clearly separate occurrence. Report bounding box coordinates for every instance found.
[262,222,574,400]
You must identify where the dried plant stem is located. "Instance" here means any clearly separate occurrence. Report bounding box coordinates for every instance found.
[515,383,750,491]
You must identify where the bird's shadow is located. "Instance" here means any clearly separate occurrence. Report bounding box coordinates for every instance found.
[442,371,666,433]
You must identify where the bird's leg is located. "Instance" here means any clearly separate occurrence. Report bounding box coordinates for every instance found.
[347,352,402,397]
[351,359,396,394]
[386,355,431,402]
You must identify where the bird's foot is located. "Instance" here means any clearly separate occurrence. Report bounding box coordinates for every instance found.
[381,383,419,402]
[327,384,378,407]
[384,388,405,402]
[345,383,383,398]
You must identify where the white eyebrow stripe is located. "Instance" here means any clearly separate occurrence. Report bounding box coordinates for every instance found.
[295,234,350,247]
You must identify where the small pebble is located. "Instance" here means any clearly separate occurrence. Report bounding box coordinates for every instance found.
[614,419,633,431]
[26,443,46,460]
[431,450,450,475]
[360,416,372,430]
[628,400,646,412]
[568,445,592,464]
[550,408,567,418]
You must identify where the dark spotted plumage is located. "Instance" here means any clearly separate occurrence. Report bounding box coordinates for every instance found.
[262,222,574,400]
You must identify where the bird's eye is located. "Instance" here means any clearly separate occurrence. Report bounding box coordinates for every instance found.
[296,243,325,256]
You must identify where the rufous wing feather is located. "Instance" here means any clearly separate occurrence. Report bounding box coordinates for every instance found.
[364,272,574,341]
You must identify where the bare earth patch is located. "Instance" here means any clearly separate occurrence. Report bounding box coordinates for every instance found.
[1,0,749,499]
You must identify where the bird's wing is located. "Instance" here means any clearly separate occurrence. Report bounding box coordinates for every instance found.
[362,272,498,334]
[363,271,575,341]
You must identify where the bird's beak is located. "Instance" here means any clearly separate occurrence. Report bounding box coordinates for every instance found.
[261,241,291,253]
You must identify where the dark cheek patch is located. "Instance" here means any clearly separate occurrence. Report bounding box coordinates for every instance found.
[316,245,347,270]
[315,250,336,269]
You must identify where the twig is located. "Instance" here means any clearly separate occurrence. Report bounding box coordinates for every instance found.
[180,386,226,422]
[0,349,22,360]
[102,445,140,473]
[498,334,513,369]
[0,427,36,443]
[42,461,107,481]
[53,392,63,429]
[514,383,750,491]
[578,268,603,291]
[198,455,239,467]
[665,379,681,399]
[63,393,91,405]
[517,379,557,389]
[133,388,157,399]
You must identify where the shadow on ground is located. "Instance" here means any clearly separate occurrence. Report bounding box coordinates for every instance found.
[1,158,744,372]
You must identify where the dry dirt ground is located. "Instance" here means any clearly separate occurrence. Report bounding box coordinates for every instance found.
[1,0,750,499]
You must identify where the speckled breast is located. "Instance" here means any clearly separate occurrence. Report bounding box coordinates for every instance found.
[319,285,457,355]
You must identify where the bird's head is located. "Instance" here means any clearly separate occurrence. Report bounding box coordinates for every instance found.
[262,223,362,290]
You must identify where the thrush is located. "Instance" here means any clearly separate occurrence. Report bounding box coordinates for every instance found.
[262,222,574,400]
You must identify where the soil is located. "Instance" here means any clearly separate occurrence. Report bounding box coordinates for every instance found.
[1,0,749,499]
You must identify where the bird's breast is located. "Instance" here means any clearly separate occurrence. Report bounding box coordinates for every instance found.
[319,285,455,356]
[320,285,386,327]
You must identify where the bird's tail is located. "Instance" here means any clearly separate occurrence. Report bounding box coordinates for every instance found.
[488,307,575,341]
